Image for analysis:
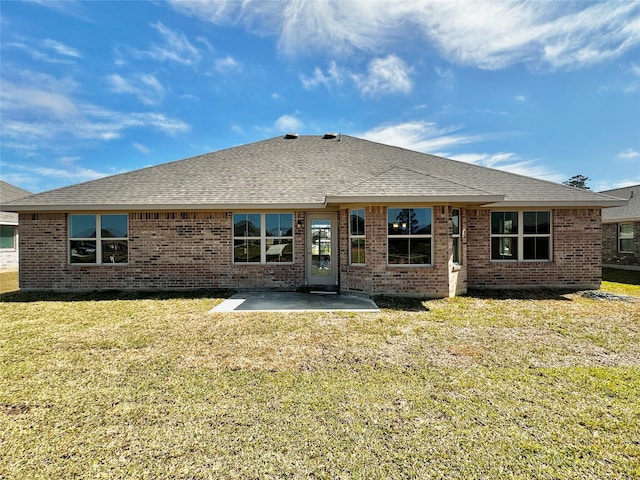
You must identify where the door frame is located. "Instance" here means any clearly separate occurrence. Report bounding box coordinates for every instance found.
[305,212,338,287]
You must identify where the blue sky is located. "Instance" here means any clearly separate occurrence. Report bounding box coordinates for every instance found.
[1,0,639,194]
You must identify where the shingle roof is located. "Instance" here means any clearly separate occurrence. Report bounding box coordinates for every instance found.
[5,135,626,211]
[600,185,640,222]
[0,181,32,208]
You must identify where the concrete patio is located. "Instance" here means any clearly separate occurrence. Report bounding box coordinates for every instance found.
[210,291,380,313]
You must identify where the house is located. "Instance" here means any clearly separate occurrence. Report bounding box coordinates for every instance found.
[5,134,626,297]
[0,181,32,272]
[600,184,640,270]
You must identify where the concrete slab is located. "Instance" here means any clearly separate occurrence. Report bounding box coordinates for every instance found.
[210,291,380,313]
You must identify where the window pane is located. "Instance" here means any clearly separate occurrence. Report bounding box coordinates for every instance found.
[491,237,517,260]
[388,208,410,235]
[523,237,550,260]
[70,240,97,263]
[351,238,365,264]
[410,238,431,264]
[491,212,518,235]
[411,208,432,235]
[620,238,634,252]
[102,240,128,263]
[452,237,460,264]
[350,209,365,236]
[620,223,633,237]
[452,209,460,235]
[524,211,550,235]
[70,215,96,238]
[388,237,410,264]
[101,214,128,238]
[266,238,293,263]
[0,226,15,249]
[233,239,261,262]
[234,214,261,237]
[266,214,292,237]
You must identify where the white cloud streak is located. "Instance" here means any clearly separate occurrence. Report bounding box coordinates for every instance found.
[275,114,302,132]
[169,0,640,71]
[617,148,640,160]
[144,22,200,65]
[107,73,165,105]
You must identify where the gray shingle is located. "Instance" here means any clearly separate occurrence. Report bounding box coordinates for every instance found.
[600,185,640,222]
[5,135,627,210]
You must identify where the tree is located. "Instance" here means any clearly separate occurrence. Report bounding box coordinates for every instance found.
[563,174,591,190]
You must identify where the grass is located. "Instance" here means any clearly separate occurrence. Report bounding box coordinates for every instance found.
[1,272,639,478]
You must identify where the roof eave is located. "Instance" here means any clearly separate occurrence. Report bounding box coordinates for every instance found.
[481,200,629,208]
[326,194,505,204]
[7,202,328,212]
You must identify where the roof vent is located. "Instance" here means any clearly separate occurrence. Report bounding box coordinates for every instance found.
[284,133,299,139]
[323,132,338,139]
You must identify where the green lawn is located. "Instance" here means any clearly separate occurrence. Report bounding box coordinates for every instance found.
[1,274,639,478]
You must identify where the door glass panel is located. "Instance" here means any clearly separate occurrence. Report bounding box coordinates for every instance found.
[311,219,331,277]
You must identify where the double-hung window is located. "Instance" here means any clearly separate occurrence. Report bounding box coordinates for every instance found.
[388,207,432,265]
[69,214,128,264]
[233,213,293,263]
[619,223,634,253]
[491,211,551,261]
[350,209,366,265]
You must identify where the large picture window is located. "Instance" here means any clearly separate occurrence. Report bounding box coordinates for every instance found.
[69,214,128,264]
[491,211,551,261]
[233,213,293,263]
[350,209,365,265]
[619,223,634,253]
[388,207,432,265]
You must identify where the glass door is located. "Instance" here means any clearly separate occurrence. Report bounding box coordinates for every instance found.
[306,214,337,286]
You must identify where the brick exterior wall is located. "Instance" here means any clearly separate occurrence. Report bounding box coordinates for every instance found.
[602,222,640,268]
[466,208,602,289]
[19,211,306,291]
[19,207,603,294]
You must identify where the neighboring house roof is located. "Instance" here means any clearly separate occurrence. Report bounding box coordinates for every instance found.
[599,185,640,223]
[5,135,626,211]
[1,181,32,224]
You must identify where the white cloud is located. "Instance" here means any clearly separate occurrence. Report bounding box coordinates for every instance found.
[353,55,413,97]
[214,55,243,74]
[144,22,200,65]
[515,95,527,102]
[231,124,245,135]
[132,142,151,154]
[42,39,81,58]
[356,121,479,153]
[300,61,344,90]
[617,148,640,160]
[275,114,302,132]
[1,159,113,186]
[169,0,640,71]
[107,73,165,105]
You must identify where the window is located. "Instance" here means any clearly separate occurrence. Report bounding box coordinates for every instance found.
[491,211,551,261]
[69,214,128,264]
[233,213,293,263]
[388,208,432,265]
[350,209,366,265]
[0,225,16,249]
[619,223,634,253]
[451,209,461,264]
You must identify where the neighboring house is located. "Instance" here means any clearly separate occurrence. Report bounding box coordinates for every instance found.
[0,181,32,272]
[600,184,640,270]
[6,134,626,297]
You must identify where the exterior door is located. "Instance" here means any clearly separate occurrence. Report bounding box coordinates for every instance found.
[306,213,337,287]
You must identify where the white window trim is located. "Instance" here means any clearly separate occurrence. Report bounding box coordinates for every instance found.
[233,213,294,264]
[618,223,634,253]
[349,209,366,266]
[490,210,552,262]
[387,207,433,267]
[0,225,17,251]
[68,214,129,266]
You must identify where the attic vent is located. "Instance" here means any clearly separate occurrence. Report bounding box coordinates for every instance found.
[284,133,299,139]
[323,132,338,139]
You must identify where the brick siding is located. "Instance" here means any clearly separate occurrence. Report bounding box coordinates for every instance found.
[602,221,640,268]
[19,207,603,294]
[466,208,602,289]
